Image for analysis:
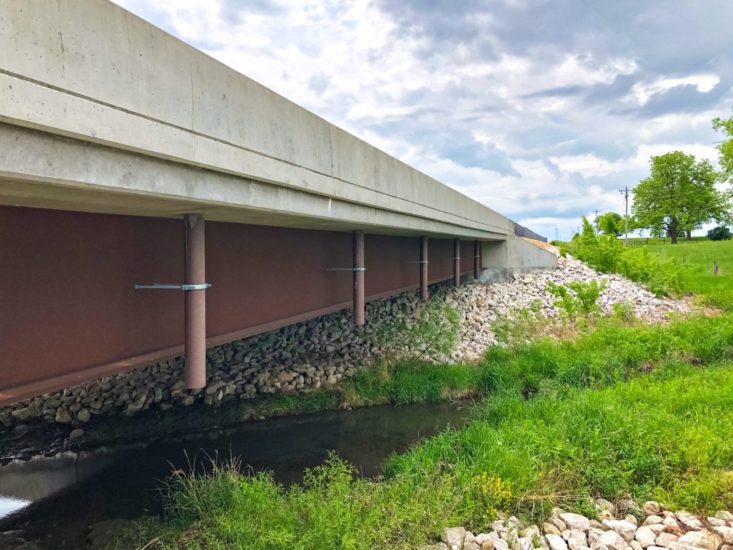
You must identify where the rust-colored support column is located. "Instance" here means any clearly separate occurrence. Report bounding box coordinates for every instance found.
[420,236,429,302]
[453,238,461,287]
[184,214,207,389]
[353,230,365,326]
[474,240,481,279]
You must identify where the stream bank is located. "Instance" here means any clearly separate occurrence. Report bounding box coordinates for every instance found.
[0,402,472,549]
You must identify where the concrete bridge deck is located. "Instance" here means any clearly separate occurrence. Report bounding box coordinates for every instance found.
[0,0,556,405]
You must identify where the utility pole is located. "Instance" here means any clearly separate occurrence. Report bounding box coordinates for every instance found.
[593,209,601,234]
[618,187,630,246]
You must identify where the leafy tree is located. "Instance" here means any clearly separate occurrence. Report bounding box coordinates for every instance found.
[632,151,730,244]
[594,212,624,236]
[707,226,732,241]
[713,111,733,180]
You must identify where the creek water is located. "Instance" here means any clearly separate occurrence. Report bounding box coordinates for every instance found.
[0,402,470,548]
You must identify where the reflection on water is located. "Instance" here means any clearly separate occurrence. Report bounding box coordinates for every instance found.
[0,496,30,520]
[0,452,116,519]
[0,402,470,549]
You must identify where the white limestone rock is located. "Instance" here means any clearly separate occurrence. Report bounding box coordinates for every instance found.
[603,520,637,543]
[675,530,721,550]
[568,530,589,550]
[635,527,658,548]
[589,528,606,546]
[655,533,679,548]
[675,512,703,531]
[475,534,493,548]
[562,513,591,532]
[643,503,662,517]
[596,499,617,517]
[597,530,627,550]
[661,516,682,534]
[713,526,733,545]
[443,527,467,550]
[546,534,570,550]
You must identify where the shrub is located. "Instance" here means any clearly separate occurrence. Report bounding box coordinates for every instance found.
[547,280,604,320]
[564,218,624,273]
[707,226,732,241]
[617,248,683,296]
[561,217,681,296]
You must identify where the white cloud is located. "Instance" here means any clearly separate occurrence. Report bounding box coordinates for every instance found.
[627,74,721,105]
[549,154,618,177]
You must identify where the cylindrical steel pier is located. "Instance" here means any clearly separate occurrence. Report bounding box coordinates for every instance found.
[184,214,207,389]
[420,236,429,302]
[453,238,461,287]
[474,239,480,279]
[353,230,365,326]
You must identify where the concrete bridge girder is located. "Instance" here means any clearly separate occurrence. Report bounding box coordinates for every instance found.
[0,123,507,241]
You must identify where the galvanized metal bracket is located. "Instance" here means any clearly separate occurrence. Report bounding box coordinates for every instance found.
[134,283,212,291]
[326,267,367,272]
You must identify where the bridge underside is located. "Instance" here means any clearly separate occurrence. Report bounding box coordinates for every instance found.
[0,203,484,405]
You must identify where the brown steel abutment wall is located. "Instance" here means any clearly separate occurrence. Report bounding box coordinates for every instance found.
[1,206,478,403]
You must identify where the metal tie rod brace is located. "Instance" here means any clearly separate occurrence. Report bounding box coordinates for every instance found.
[133,283,212,290]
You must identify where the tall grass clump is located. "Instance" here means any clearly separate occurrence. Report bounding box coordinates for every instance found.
[386,363,733,524]
[479,313,733,398]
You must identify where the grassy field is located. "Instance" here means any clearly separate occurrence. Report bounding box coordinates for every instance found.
[642,239,733,310]
[136,240,733,550]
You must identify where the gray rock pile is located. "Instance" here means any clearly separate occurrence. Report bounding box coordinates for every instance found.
[449,254,690,360]
[432,501,733,550]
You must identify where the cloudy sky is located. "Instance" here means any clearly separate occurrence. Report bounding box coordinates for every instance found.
[113,0,733,239]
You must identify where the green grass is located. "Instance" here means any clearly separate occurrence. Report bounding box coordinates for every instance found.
[136,239,733,549]
[386,362,733,522]
[341,360,481,406]
[641,239,733,310]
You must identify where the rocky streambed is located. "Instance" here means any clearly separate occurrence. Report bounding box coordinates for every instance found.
[434,500,733,550]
